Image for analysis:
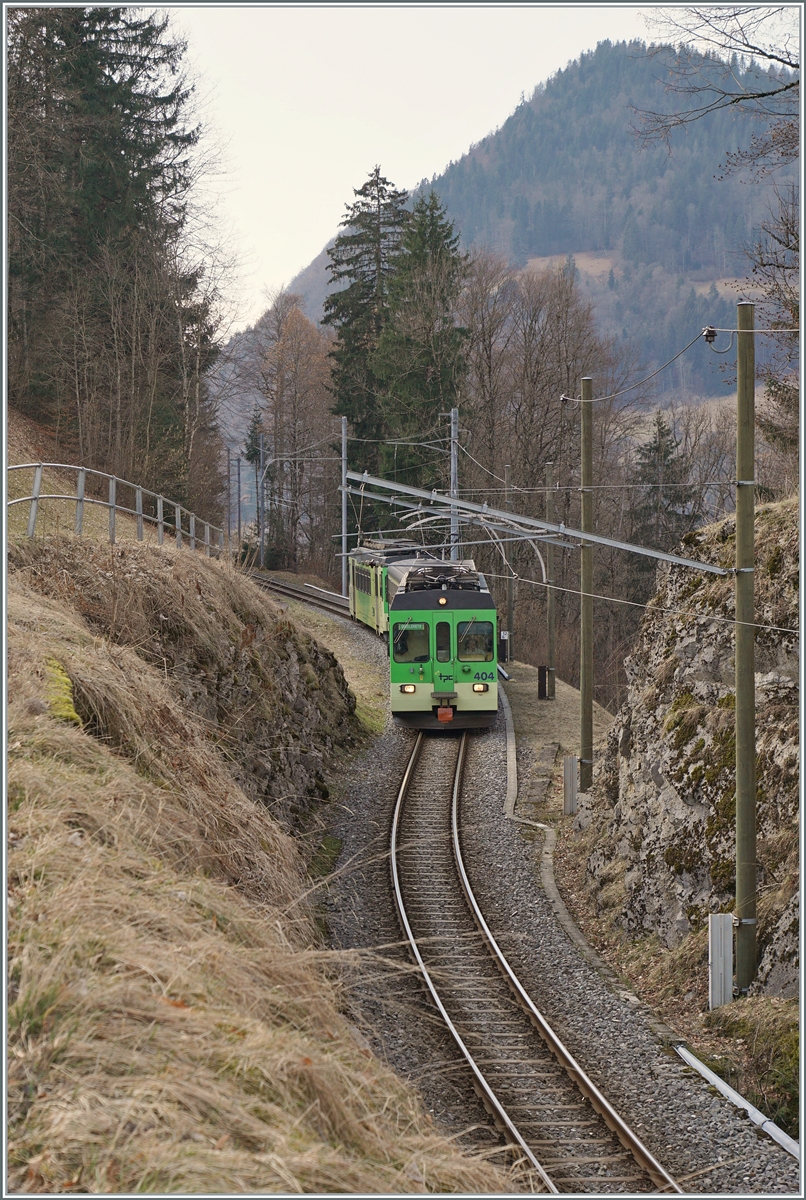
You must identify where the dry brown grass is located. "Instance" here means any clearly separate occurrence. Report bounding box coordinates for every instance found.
[8,539,363,835]
[7,560,514,1193]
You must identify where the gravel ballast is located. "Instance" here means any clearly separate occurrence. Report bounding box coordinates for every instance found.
[460,713,800,1194]
[320,613,800,1193]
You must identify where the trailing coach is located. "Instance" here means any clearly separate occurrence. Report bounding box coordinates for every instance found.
[348,539,498,730]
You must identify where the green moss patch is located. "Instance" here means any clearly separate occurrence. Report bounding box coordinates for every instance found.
[704,997,799,1139]
[44,658,82,725]
[309,834,343,881]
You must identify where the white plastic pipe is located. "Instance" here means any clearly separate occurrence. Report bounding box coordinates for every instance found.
[675,1045,798,1160]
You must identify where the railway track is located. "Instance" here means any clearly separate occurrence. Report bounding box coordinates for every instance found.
[249,571,351,619]
[391,732,682,1194]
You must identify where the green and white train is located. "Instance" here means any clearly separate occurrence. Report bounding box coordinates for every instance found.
[348,538,498,730]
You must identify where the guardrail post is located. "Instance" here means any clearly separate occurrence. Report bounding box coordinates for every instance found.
[175,504,182,548]
[27,464,43,539]
[189,512,196,551]
[204,523,210,556]
[708,913,734,1009]
[157,496,164,545]
[135,487,144,540]
[108,477,116,544]
[75,468,86,536]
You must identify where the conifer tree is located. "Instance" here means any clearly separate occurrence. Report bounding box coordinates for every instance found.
[244,402,265,526]
[374,192,468,486]
[631,411,697,551]
[322,167,409,472]
[7,6,222,511]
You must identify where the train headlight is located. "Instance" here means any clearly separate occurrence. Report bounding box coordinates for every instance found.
[472,683,489,693]
[400,684,416,694]
[438,596,447,605]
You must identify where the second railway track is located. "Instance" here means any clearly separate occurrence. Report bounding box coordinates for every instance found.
[391,731,681,1194]
[249,571,352,619]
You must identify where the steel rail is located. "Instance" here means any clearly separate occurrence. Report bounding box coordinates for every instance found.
[450,760,683,1195]
[249,573,351,619]
[390,732,558,1192]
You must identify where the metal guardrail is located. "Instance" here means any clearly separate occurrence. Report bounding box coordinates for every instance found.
[7,462,226,556]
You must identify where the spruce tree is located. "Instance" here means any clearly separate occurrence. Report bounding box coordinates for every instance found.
[244,400,265,496]
[323,167,409,472]
[374,192,468,486]
[631,411,697,551]
[7,7,220,508]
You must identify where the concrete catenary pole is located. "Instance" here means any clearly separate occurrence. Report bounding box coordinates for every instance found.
[505,463,515,663]
[546,461,556,699]
[236,456,242,555]
[226,447,231,556]
[341,416,348,596]
[735,302,756,992]
[450,406,459,560]
[580,378,594,792]
[259,433,265,569]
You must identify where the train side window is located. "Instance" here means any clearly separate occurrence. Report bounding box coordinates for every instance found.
[435,621,451,662]
[393,622,429,663]
[457,620,494,661]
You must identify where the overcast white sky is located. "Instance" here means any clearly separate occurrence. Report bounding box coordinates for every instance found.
[166,4,656,328]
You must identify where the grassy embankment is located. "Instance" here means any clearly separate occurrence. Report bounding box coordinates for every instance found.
[7,425,514,1192]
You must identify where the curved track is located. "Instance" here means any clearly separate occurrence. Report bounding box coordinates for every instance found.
[391,732,682,1194]
[249,572,351,619]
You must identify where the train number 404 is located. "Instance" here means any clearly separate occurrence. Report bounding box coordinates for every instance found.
[473,671,495,681]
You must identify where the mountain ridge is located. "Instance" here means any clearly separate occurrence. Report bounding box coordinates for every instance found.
[279,39,789,397]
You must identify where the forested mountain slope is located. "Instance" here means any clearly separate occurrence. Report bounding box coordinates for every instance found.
[284,40,790,398]
[428,39,781,272]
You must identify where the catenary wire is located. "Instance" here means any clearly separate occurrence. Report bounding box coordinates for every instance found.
[481,568,798,637]
[452,482,736,492]
[458,443,529,489]
[562,330,707,404]
[333,519,795,637]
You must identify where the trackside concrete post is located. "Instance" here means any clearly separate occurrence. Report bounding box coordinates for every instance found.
[546,461,556,699]
[450,406,459,560]
[341,416,348,596]
[735,301,756,993]
[580,378,593,792]
[505,463,514,661]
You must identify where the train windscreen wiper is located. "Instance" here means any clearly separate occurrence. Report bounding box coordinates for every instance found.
[394,616,414,646]
[458,615,477,646]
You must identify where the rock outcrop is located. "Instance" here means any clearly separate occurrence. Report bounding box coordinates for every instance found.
[579,499,798,997]
[8,540,360,832]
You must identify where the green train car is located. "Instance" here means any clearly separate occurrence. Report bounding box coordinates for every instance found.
[347,538,435,635]
[348,540,498,730]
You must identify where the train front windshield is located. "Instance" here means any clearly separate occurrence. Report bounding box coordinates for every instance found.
[457,620,494,661]
[393,622,430,662]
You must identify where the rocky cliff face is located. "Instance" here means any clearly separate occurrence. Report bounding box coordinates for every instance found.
[578,499,798,997]
[8,540,360,833]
